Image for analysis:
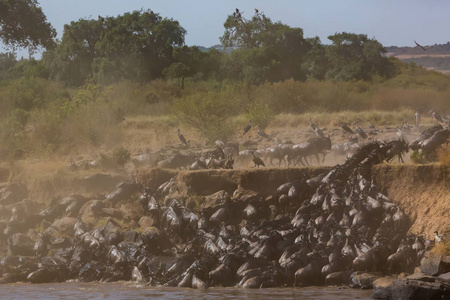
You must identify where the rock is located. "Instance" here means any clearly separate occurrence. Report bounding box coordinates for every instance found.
[351,272,382,289]
[7,233,34,255]
[406,272,436,282]
[420,254,450,276]
[139,216,156,228]
[437,272,450,284]
[372,277,395,289]
[371,278,450,300]
[44,217,78,237]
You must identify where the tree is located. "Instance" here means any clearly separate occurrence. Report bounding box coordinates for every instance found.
[163,62,190,88]
[0,0,56,51]
[0,52,16,80]
[219,9,310,83]
[325,32,395,81]
[303,37,329,80]
[43,18,104,86]
[45,10,186,86]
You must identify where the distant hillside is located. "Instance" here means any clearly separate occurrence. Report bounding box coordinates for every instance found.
[386,42,450,73]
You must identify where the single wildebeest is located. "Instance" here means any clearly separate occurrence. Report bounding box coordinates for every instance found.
[265,145,288,167]
[409,124,443,151]
[419,128,450,160]
[288,136,332,166]
[385,139,409,163]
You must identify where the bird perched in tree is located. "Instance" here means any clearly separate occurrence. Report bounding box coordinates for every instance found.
[251,151,265,168]
[414,110,421,131]
[256,125,269,139]
[243,120,252,136]
[340,122,354,134]
[176,128,188,147]
[414,40,432,50]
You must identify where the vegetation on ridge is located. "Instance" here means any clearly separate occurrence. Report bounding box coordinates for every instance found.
[0,6,449,164]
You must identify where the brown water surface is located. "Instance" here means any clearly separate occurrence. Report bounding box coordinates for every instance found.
[1,282,373,299]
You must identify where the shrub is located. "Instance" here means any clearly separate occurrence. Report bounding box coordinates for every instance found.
[173,89,242,143]
[245,101,274,129]
[112,146,131,166]
[99,146,130,168]
[410,150,427,164]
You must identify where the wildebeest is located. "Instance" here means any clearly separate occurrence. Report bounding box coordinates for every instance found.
[409,124,443,151]
[419,128,450,160]
[265,144,291,167]
[288,136,332,166]
[384,139,409,163]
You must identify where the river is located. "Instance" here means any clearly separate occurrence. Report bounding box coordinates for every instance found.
[1,282,373,299]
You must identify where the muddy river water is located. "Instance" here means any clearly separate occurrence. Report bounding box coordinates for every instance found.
[1,282,373,299]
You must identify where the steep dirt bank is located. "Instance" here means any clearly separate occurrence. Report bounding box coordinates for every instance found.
[138,164,450,238]
[137,167,330,196]
[373,164,450,238]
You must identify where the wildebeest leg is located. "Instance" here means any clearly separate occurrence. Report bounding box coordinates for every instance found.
[300,156,308,167]
[315,154,321,165]
[322,152,326,163]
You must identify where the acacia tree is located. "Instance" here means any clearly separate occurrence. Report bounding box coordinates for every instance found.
[220,9,310,83]
[0,0,56,51]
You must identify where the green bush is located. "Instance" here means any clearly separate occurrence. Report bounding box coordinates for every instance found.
[410,150,427,164]
[245,101,274,129]
[113,146,131,166]
[173,89,242,143]
[98,146,130,168]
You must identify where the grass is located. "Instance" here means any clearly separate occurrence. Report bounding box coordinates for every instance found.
[430,242,450,256]
[270,109,433,128]
[437,145,450,165]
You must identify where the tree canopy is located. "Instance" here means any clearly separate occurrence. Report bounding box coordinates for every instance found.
[36,8,397,86]
[219,9,310,84]
[325,32,395,81]
[44,10,186,86]
[0,0,56,51]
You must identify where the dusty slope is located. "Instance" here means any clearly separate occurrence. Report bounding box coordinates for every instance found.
[373,164,450,239]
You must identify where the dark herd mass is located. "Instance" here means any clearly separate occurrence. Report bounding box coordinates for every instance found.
[0,125,449,294]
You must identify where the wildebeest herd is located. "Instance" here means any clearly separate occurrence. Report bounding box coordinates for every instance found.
[0,122,449,296]
[154,122,449,171]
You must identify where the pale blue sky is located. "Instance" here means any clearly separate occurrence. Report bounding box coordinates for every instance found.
[3,0,450,58]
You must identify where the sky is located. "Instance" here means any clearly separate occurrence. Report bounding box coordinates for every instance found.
[3,0,450,58]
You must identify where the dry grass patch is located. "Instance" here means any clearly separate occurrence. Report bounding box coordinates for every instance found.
[430,242,450,256]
